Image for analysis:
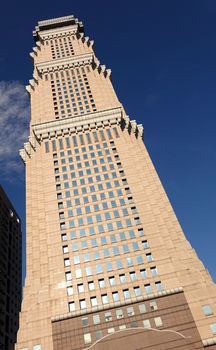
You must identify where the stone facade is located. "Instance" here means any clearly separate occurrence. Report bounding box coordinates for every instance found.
[16,15,216,350]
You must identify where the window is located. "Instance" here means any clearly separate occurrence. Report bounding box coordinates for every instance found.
[119,274,126,283]
[130,272,137,281]
[96,264,103,274]
[123,289,130,299]
[144,284,152,294]
[154,317,163,327]
[69,302,75,312]
[91,297,98,307]
[116,309,123,319]
[81,317,89,327]
[88,281,95,291]
[61,234,67,241]
[75,269,82,278]
[132,242,139,251]
[99,279,105,288]
[146,253,153,262]
[108,328,115,334]
[65,271,72,281]
[151,266,158,276]
[96,330,103,340]
[105,311,112,321]
[139,303,146,313]
[119,325,126,330]
[86,266,92,276]
[113,247,120,256]
[134,286,142,297]
[78,284,84,293]
[202,305,213,316]
[33,346,41,350]
[140,269,147,279]
[142,240,149,249]
[112,291,119,302]
[109,276,116,285]
[210,324,216,334]
[143,319,151,328]
[67,286,73,296]
[79,299,86,310]
[64,258,70,267]
[127,307,134,316]
[84,333,91,344]
[62,245,68,254]
[102,294,109,304]
[93,314,100,324]
[150,300,158,311]
[155,281,163,292]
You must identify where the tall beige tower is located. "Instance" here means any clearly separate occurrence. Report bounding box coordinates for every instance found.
[17,15,216,350]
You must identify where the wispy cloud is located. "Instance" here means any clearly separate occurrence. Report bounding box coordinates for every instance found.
[0,81,29,179]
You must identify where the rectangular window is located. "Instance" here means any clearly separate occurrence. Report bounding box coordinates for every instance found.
[143,319,151,329]
[139,303,146,313]
[202,305,213,316]
[69,302,75,312]
[93,314,100,324]
[105,312,112,322]
[150,300,158,311]
[112,291,119,302]
[134,286,142,297]
[116,309,123,319]
[84,333,91,344]
[123,289,130,299]
[127,307,134,316]
[144,284,152,294]
[154,317,163,327]
[45,141,49,153]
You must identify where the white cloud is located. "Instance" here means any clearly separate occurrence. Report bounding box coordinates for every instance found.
[0,81,29,178]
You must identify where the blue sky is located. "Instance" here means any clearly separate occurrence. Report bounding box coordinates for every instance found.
[0,0,216,282]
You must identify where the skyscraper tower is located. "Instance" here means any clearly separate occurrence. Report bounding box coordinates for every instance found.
[17,15,216,350]
[0,185,22,350]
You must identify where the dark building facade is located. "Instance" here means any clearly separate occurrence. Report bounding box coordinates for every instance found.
[0,185,22,350]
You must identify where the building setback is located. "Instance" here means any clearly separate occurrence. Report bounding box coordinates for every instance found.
[17,15,216,350]
[0,185,22,350]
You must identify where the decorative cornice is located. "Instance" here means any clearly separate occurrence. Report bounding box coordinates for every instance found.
[51,287,184,323]
[38,24,78,40]
[36,53,94,73]
[32,107,123,140]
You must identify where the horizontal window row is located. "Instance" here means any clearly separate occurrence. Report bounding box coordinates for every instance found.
[66,269,158,296]
[61,228,144,242]
[69,283,163,312]
[60,217,142,231]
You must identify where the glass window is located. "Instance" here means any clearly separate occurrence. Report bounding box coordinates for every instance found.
[144,284,152,294]
[134,286,141,296]
[210,324,216,334]
[98,225,105,233]
[119,274,126,283]
[146,253,153,262]
[140,269,147,279]
[130,272,137,281]
[67,286,73,296]
[63,245,69,254]
[113,247,120,256]
[80,299,86,309]
[96,265,103,274]
[123,244,129,253]
[69,302,75,312]
[143,319,151,329]
[96,330,103,340]
[155,281,163,292]
[119,232,126,241]
[106,262,113,271]
[100,236,107,245]
[139,303,146,313]
[88,281,95,291]
[127,307,134,316]
[109,276,116,286]
[112,292,119,302]
[154,317,163,327]
[75,269,82,278]
[64,258,70,267]
[116,259,123,269]
[91,297,97,307]
[202,305,213,316]
[65,271,72,281]
[107,328,115,334]
[132,242,139,251]
[72,243,78,252]
[81,317,88,327]
[74,255,80,264]
[105,212,111,220]
[94,251,100,260]
[93,314,100,324]
[84,333,91,344]
[116,309,123,319]
[103,248,110,258]
[86,266,92,276]
[137,256,143,264]
[123,289,130,299]
[102,294,109,304]
[89,227,95,235]
[151,266,158,276]
[33,345,41,350]
[126,257,133,266]
[105,311,112,321]
[142,240,149,249]
[99,279,105,288]
[150,300,158,311]
[116,221,123,229]
[83,253,90,262]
